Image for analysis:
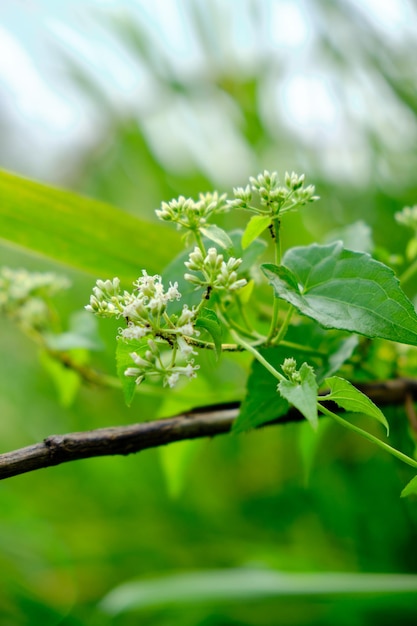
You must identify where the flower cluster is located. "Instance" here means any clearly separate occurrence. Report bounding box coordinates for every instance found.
[0,267,70,330]
[395,206,417,232]
[155,191,228,232]
[227,170,318,215]
[86,272,200,388]
[125,337,199,389]
[184,247,247,293]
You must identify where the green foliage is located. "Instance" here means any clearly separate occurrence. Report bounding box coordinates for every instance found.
[3,3,417,622]
[263,242,417,345]
[278,362,319,430]
[322,376,389,434]
[0,169,181,282]
[5,166,417,496]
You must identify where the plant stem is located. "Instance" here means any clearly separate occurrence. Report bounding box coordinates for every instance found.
[266,217,281,343]
[217,306,262,340]
[194,229,206,254]
[399,256,417,286]
[230,329,285,381]
[318,404,417,470]
[272,305,295,346]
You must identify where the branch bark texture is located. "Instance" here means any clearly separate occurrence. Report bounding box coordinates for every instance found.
[1,378,416,480]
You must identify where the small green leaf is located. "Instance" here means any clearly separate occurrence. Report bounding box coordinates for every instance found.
[45,310,104,351]
[323,376,389,434]
[233,348,289,434]
[116,338,145,406]
[401,475,417,498]
[234,327,342,434]
[278,363,319,430]
[195,308,222,357]
[229,230,267,273]
[200,224,233,249]
[263,242,417,346]
[241,215,271,249]
[325,220,374,253]
[39,349,82,407]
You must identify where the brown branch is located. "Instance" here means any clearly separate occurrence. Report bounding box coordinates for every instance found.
[1,378,417,481]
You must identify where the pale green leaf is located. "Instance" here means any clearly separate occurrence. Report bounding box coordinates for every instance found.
[241,215,271,249]
[116,338,144,406]
[263,242,417,346]
[39,349,82,407]
[195,308,222,357]
[45,310,104,351]
[323,375,389,434]
[101,568,417,615]
[401,475,417,498]
[278,363,318,429]
[200,224,233,249]
[0,169,181,282]
[325,220,374,253]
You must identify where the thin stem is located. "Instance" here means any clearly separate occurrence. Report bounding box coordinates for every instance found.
[319,404,417,470]
[217,306,261,340]
[235,295,254,333]
[266,217,281,344]
[399,256,417,286]
[194,229,206,254]
[272,305,295,346]
[230,330,285,381]
[279,340,327,357]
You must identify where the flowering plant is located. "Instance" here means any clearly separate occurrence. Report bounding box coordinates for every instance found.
[3,169,417,495]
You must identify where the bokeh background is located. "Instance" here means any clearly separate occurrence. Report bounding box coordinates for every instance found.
[1,1,417,624]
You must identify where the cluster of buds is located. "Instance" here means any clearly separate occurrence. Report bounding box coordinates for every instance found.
[86,272,201,388]
[155,191,228,232]
[85,277,134,319]
[0,267,70,330]
[184,247,247,293]
[227,170,318,215]
[281,357,301,383]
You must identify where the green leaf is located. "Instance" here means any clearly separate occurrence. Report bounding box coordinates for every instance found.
[229,229,267,273]
[263,242,417,346]
[200,224,233,249]
[100,568,417,615]
[401,475,417,498]
[278,363,319,430]
[233,349,289,434]
[323,376,389,434]
[325,220,374,253]
[0,169,181,282]
[325,334,358,379]
[116,338,145,406]
[241,215,271,249]
[44,310,104,351]
[39,349,82,407]
[234,325,355,434]
[195,308,222,357]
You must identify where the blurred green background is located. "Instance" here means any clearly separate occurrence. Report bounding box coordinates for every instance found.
[1,1,417,624]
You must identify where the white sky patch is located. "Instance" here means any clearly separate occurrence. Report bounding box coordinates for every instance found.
[268,0,312,50]
[281,74,340,139]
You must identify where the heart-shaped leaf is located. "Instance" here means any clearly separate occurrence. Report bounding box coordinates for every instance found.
[263,242,417,346]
